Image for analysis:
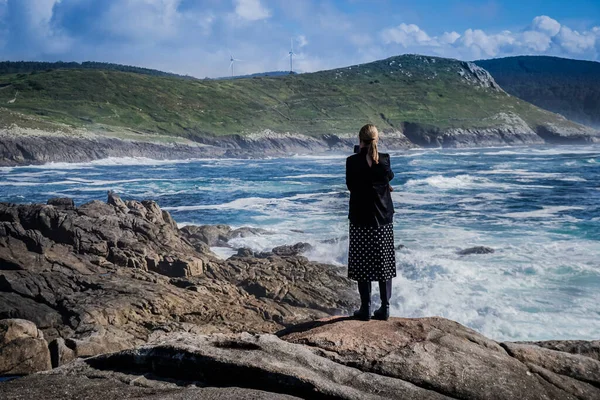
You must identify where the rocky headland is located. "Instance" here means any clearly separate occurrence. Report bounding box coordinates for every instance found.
[0,194,599,399]
[1,120,598,166]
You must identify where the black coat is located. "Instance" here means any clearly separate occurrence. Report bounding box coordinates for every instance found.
[346,148,395,227]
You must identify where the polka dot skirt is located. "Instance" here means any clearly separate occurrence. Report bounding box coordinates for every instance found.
[348,222,397,282]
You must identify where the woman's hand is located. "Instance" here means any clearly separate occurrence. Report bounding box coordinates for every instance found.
[389,185,394,192]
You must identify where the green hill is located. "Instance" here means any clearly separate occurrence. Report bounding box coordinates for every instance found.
[0,61,195,79]
[475,56,600,128]
[0,55,590,140]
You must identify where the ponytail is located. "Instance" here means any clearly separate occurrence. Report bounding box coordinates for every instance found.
[359,124,380,164]
[369,140,379,164]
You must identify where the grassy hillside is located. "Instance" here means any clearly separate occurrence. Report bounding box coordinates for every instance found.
[0,61,194,79]
[475,56,600,128]
[0,55,584,139]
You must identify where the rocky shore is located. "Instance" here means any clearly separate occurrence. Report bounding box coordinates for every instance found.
[1,194,599,399]
[1,117,598,166]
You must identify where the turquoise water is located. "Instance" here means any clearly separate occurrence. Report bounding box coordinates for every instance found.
[1,145,599,341]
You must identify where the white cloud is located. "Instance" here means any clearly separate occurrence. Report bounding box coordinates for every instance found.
[531,15,561,36]
[522,30,552,52]
[380,15,600,61]
[459,29,515,57]
[234,0,270,21]
[98,0,214,43]
[555,26,596,54]
[439,31,460,44]
[13,0,72,53]
[382,23,434,47]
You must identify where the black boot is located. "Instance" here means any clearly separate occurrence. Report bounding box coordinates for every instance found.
[353,281,371,321]
[373,279,392,320]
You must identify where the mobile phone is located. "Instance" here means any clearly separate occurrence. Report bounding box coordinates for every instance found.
[353,145,360,153]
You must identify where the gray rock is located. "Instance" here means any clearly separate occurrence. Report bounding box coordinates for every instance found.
[271,242,313,257]
[180,225,270,248]
[236,248,254,257]
[502,342,600,388]
[0,319,51,375]
[0,318,41,345]
[47,198,75,210]
[180,224,231,247]
[106,191,128,212]
[520,340,600,362]
[457,246,495,255]
[0,135,227,167]
[229,227,270,239]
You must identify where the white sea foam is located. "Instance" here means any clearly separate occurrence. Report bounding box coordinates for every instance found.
[17,157,200,170]
[164,191,343,214]
[560,177,587,182]
[290,153,347,160]
[484,147,600,157]
[0,180,81,186]
[404,174,496,189]
[210,247,237,260]
[503,206,585,219]
[280,174,343,179]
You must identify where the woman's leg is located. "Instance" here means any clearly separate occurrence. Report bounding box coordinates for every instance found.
[373,279,392,320]
[353,281,372,321]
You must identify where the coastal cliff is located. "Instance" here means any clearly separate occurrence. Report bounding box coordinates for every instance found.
[1,54,599,166]
[0,195,598,399]
[1,120,597,166]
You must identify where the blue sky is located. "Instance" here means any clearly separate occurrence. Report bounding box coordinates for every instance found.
[1,0,599,78]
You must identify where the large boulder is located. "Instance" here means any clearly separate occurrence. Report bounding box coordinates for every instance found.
[180,224,231,247]
[0,319,51,375]
[281,317,600,400]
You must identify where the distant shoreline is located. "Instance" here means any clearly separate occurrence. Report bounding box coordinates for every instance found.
[1,124,598,167]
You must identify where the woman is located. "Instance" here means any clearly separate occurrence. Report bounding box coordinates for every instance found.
[346,124,396,321]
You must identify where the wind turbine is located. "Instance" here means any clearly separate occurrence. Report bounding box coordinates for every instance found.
[229,54,242,77]
[288,38,295,74]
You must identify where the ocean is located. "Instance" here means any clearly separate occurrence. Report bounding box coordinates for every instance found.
[1,145,599,341]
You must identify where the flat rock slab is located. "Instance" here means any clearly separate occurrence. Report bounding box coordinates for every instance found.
[1,317,598,399]
[16,331,448,400]
[280,317,600,400]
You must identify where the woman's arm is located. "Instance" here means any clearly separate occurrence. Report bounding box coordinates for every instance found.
[346,157,355,192]
[384,154,394,182]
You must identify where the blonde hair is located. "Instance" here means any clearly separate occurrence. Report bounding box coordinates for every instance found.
[359,124,379,164]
